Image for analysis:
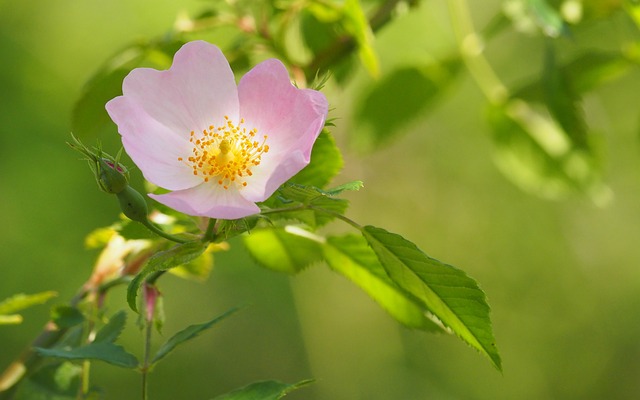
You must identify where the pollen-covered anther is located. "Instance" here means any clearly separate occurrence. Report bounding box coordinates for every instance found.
[179,116,269,190]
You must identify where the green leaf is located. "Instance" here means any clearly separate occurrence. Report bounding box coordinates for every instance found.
[152,307,239,365]
[265,184,349,228]
[243,227,324,274]
[527,0,567,37]
[290,130,343,188]
[0,291,57,315]
[94,310,127,343]
[51,306,85,329]
[170,247,215,282]
[14,362,82,400]
[352,60,461,151]
[35,342,139,369]
[362,226,501,370]
[343,0,379,77]
[212,379,313,400]
[127,241,207,312]
[0,315,22,325]
[324,180,364,196]
[324,235,443,331]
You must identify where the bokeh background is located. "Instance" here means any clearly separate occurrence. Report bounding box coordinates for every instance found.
[1,0,640,399]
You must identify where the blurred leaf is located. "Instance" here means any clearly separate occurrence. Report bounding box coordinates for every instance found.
[14,362,82,400]
[72,40,184,139]
[0,291,57,316]
[343,0,380,77]
[84,226,117,249]
[35,342,139,369]
[94,310,127,343]
[170,245,215,281]
[352,60,462,151]
[324,235,443,331]
[527,0,567,37]
[212,379,313,400]
[127,241,207,312]
[487,100,607,202]
[152,307,239,365]
[290,130,343,188]
[362,226,501,370]
[0,315,22,325]
[51,306,84,329]
[624,0,640,28]
[542,44,588,149]
[243,227,323,274]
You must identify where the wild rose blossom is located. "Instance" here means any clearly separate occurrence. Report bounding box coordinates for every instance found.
[106,41,328,219]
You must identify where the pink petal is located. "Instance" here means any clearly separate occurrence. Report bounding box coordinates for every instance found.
[149,184,260,220]
[106,96,202,190]
[237,59,328,201]
[120,41,239,135]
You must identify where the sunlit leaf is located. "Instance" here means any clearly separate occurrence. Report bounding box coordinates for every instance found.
[35,342,139,369]
[127,241,207,312]
[212,379,313,400]
[352,60,462,151]
[243,227,324,274]
[343,0,380,77]
[362,226,501,370]
[152,307,239,365]
[324,180,364,196]
[527,0,567,37]
[290,130,343,188]
[0,291,57,316]
[324,235,443,331]
[264,184,349,228]
[170,246,215,281]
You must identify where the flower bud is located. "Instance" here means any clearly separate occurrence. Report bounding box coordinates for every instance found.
[116,185,149,223]
[97,158,129,194]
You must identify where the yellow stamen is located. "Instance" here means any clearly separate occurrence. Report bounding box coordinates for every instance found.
[178,116,269,190]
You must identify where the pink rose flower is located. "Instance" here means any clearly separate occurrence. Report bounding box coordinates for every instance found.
[106,41,328,220]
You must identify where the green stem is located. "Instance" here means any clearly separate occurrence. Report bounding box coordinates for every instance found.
[203,218,217,242]
[447,0,508,104]
[260,204,363,230]
[141,220,191,244]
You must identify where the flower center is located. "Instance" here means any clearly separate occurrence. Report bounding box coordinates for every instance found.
[178,116,269,190]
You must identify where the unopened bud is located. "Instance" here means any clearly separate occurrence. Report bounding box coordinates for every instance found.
[116,185,149,223]
[97,158,129,194]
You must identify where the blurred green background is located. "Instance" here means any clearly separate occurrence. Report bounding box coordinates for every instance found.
[2,0,640,399]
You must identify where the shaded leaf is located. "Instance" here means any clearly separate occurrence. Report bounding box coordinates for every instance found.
[94,310,127,343]
[487,100,607,202]
[212,379,313,400]
[51,306,84,329]
[127,241,207,312]
[243,228,324,274]
[152,307,239,365]
[352,60,461,151]
[14,362,82,400]
[35,342,139,369]
[362,226,501,370]
[324,235,443,331]
[290,130,343,189]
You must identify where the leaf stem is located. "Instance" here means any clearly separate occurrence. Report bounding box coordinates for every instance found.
[140,219,191,244]
[203,218,217,242]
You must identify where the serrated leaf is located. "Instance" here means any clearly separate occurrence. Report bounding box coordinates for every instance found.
[362,226,501,370]
[265,184,350,228]
[35,342,139,369]
[212,379,313,400]
[324,180,364,196]
[127,241,207,312]
[94,310,127,343]
[352,60,461,151]
[0,291,57,315]
[51,306,85,329]
[170,247,214,281]
[290,130,343,188]
[151,307,239,365]
[243,228,324,274]
[324,235,442,331]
